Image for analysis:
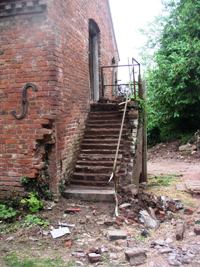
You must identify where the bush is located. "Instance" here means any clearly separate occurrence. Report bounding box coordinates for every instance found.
[142,0,200,145]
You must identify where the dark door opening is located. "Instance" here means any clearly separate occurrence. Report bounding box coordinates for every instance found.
[89,20,100,102]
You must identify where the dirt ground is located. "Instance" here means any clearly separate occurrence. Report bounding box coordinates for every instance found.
[148,141,200,181]
[0,141,200,267]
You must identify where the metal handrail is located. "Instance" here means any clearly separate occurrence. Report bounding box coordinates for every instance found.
[108,93,129,217]
[101,58,142,216]
[101,61,141,98]
[108,93,129,184]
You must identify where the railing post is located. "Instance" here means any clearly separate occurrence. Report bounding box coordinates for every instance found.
[141,80,147,183]
[101,67,104,98]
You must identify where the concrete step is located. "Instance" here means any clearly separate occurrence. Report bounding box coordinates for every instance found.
[82,139,119,144]
[63,185,115,202]
[76,160,119,167]
[83,134,127,139]
[70,179,112,187]
[65,102,130,190]
[80,149,123,155]
[86,123,123,129]
[81,143,120,150]
[90,103,118,112]
[78,153,122,160]
[72,172,110,181]
[75,165,113,173]
[85,129,127,136]
[89,112,122,119]
[87,119,123,124]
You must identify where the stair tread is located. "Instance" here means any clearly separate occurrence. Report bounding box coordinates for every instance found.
[86,123,122,126]
[73,172,110,176]
[80,150,122,155]
[63,102,133,190]
[85,128,124,131]
[78,154,122,159]
[82,139,119,142]
[63,185,115,202]
[88,120,122,123]
[81,149,122,154]
[71,179,110,184]
[76,160,118,166]
[76,165,113,169]
[64,186,114,193]
[81,144,119,148]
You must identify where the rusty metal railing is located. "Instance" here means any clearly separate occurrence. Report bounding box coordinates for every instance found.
[108,93,129,217]
[101,57,141,98]
[101,57,142,216]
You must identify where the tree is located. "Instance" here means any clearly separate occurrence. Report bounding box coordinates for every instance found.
[143,0,200,144]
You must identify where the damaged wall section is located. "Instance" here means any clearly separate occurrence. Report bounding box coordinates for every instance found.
[0,0,118,198]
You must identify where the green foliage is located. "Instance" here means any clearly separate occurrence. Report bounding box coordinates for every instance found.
[59,179,66,194]
[148,175,178,187]
[20,192,43,213]
[141,0,200,144]
[4,253,76,267]
[0,204,17,222]
[22,214,49,227]
[21,176,53,200]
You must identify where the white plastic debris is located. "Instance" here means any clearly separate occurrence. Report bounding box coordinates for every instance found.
[50,227,70,239]
[139,210,159,229]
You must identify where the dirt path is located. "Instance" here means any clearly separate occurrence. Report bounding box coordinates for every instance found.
[148,159,200,180]
[148,141,200,182]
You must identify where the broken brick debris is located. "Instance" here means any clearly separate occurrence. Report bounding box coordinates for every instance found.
[118,188,184,226]
[107,230,127,241]
[65,208,81,214]
[71,251,86,258]
[64,239,73,249]
[125,248,147,266]
[176,221,185,240]
[87,253,101,263]
[194,225,200,235]
[183,207,194,215]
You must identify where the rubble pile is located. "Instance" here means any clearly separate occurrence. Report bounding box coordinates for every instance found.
[118,185,184,227]
[151,239,200,266]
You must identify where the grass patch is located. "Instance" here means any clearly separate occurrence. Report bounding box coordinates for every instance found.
[4,253,76,267]
[148,175,179,187]
[0,215,49,234]
[22,215,49,227]
[0,222,20,234]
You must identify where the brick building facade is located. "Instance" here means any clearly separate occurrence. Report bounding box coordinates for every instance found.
[0,0,119,198]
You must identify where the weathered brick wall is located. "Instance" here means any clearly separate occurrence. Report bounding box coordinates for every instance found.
[47,0,118,190]
[0,0,118,198]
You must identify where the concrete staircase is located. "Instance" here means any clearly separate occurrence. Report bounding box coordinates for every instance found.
[63,102,132,201]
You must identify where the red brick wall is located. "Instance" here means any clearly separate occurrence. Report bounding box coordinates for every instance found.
[0,0,118,198]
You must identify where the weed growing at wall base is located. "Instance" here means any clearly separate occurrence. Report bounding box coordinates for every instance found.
[21,176,53,200]
[0,204,17,222]
[20,192,43,213]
